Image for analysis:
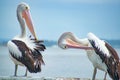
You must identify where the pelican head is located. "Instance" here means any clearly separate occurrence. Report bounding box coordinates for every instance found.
[58,32,93,50]
[17,2,37,40]
[58,32,74,49]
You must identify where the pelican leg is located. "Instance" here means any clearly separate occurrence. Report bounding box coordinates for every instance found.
[104,72,107,80]
[92,67,97,80]
[14,64,18,76]
[24,68,27,76]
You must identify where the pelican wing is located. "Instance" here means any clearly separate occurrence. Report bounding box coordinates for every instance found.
[88,32,120,80]
[88,40,107,62]
[105,41,120,79]
[105,41,119,62]
[8,39,45,73]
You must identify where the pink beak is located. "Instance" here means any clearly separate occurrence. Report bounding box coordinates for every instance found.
[22,9,37,40]
[66,39,93,50]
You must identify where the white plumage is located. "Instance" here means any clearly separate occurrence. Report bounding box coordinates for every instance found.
[88,33,110,57]
[8,40,22,58]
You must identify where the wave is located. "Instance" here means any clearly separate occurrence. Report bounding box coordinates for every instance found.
[0,39,120,48]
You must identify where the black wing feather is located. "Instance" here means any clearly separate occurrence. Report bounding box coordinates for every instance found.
[89,40,120,80]
[10,39,45,73]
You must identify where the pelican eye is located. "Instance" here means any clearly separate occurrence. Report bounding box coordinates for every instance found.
[25,6,28,9]
[64,45,67,49]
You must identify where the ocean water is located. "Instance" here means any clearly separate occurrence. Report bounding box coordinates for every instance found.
[0,45,120,79]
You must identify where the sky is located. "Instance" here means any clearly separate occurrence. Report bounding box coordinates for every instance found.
[0,0,120,40]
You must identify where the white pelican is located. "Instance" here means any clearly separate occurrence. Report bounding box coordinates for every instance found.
[58,32,120,80]
[7,2,46,76]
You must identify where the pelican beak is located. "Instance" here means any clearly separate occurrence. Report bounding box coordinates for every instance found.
[22,9,37,40]
[66,39,93,50]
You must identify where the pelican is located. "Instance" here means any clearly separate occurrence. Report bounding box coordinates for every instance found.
[58,32,120,80]
[7,2,46,76]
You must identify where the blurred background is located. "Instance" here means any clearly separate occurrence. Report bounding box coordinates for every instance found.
[0,0,120,42]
